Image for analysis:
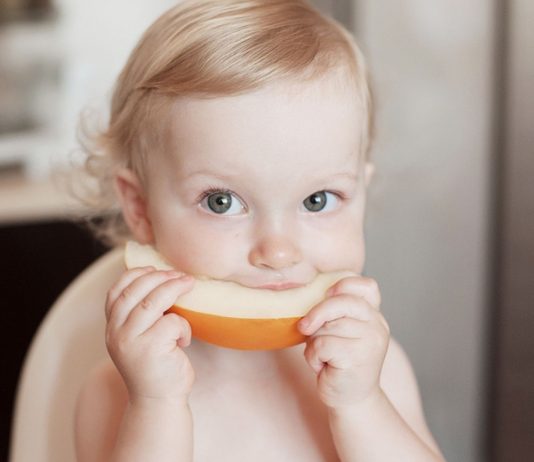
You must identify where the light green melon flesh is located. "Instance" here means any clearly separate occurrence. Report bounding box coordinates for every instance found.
[124,241,354,319]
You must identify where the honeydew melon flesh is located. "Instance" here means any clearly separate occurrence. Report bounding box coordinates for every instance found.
[124,241,354,350]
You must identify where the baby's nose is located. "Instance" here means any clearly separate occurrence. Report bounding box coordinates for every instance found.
[248,234,302,270]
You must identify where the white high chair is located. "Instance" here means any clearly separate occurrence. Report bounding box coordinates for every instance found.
[9,247,124,462]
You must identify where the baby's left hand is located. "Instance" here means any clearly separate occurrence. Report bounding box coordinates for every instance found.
[298,276,390,410]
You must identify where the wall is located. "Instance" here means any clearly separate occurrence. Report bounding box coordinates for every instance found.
[490,0,534,459]
[354,2,494,461]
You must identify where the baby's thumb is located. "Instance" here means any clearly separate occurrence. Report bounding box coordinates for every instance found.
[148,312,192,348]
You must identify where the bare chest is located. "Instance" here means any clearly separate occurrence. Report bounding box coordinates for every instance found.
[188,349,339,461]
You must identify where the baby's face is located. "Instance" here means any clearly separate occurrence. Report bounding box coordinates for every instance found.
[140,77,372,288]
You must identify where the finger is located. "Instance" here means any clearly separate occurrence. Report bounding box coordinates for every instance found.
[142,312,192,349]
[105,267,155,321]
[299,294,374,335]
[108,270,188,329]
[122,276,194,337]
[312,317,367,339]
[312,315,391,353]
[304,335,356,374]
[327,276,381,309]
[309,307,391,339]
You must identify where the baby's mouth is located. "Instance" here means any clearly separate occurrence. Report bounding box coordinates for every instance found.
[253,281,306,291]
[194,273,307,290]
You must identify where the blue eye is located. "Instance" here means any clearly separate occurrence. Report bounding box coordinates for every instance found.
[200,190,246,215]
[302,191,339,212]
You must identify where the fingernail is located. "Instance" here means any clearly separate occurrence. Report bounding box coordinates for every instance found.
[172,274,193,283]
[168,270,192,280]
[298,318,310,332]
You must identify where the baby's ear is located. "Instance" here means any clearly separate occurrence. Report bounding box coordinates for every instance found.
[364,162,375,188]
[114,168,154,244]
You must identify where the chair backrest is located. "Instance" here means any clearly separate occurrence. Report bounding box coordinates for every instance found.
[9,247,124,462]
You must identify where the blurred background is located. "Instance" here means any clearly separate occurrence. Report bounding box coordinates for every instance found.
[1,1,532,461]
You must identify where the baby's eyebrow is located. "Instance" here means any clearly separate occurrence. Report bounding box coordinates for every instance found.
[182,169,361,184]
[322,172,360,182]
[183,170,236,181]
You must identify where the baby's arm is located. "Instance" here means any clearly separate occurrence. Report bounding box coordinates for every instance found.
[75,360,194,462]
[75,267,196,462]
[299,276,445,462]
[328,338,445,461]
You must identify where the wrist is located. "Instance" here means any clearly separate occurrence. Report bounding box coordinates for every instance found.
[327,387,387,422]
[126,394,193,431]
[129,393,191,410]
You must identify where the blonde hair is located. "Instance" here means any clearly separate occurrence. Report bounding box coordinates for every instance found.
[78,0,374,245]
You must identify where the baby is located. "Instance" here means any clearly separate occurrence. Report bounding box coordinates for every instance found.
[74,1,445,461]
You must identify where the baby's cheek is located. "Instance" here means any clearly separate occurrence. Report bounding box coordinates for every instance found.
[306,231,366,274]
[159,227,244,277]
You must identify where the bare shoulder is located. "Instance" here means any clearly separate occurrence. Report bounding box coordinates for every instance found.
[380,337,442,455]
[74,358,128,461]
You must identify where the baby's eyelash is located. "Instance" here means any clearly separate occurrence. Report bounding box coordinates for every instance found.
[195,187,350,205]
[321,190,349,200]
[196,187,234,203]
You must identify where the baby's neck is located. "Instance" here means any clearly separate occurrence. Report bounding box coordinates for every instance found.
[189,338,298,382]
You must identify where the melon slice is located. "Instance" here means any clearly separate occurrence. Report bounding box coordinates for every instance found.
[124,241,353,350]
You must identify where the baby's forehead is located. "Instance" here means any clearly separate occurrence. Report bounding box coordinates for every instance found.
[165,78,363,137]
[163,85,362,156]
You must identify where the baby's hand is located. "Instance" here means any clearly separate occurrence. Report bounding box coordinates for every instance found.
[298,276,390,410]
[105,267,196,404]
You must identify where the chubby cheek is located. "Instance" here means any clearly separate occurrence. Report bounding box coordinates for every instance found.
[302,207,367,274]
[151,216,245,278]
[305,229,366,274]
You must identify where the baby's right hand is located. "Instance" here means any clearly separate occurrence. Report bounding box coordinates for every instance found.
[105,267,196,404]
